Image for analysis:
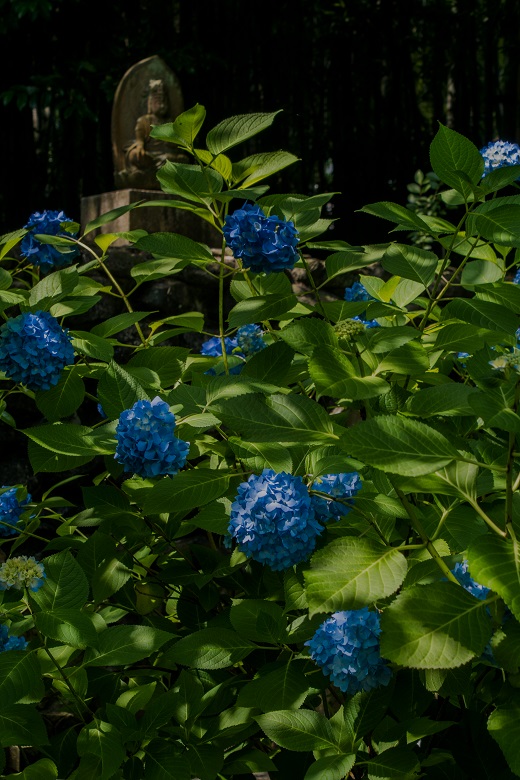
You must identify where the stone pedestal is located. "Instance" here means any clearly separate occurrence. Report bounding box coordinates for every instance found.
[80,189,220,246]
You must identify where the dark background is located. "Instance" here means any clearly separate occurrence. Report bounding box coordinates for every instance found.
[1,0,520,244]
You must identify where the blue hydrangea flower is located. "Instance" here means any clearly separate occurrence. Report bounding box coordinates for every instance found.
[452,561,490,600]
[344,282,373,303]
[223,203,299,274]
[228,469,322,571]
[0,625,27,652]
[115,396,189,478]
[200,336,241,357]
[352,315,379,329]
[0,487,31,538]
[311,472,362,521]
[236,324,266,355]
[97,403,107,419]
[0,556,46,592]
[0,311,75,390]
[306,608,392,694]
[480,140,520,176]
[21,210,79,273]
[514,269,520,285]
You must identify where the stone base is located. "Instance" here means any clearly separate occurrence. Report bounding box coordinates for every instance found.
[80,188,220,247]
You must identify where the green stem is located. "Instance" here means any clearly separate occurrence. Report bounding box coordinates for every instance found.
[389,477,459,583]
[299,251,330,323]
[219,236,229,375]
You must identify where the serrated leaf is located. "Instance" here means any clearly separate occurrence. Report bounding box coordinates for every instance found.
[83,626,172,666]
[91,312,151,338]
[35,609,98,649]
[31,550,89,611]
[467,535,520,622]
[228,293,298,327]
[206,111,281,156]
[305,537,407,616]
[0,705,48,747]
[430,123,484,197]
[238,662,310,712]
[380,582,492,668]
[304,754,356,780]
[97,360,149,419]
[360,202,431,232]
[167,628,256,669]
[488,698,520,777]
[341,417,459,476]
[0,651,44,706]
[35,368,85,422]
[382,244,438,286]
[256,709,339,752]
[144,469,229,514]
[363,746,421,778]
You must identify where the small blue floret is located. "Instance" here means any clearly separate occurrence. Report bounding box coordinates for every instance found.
[115,396,189,478]
[452,561,490,600]
[480,140,520,176]
[0,311,74,390]
[236,324,266,355]
[305,608,392,694]
[21,210,79,273]
[0,487,31,538]
[0,624,28,652]
[228,469,322,571]
[311,472,362,521]
[200,336,240,357]
[344,282,373,303]
[223,203,299,274]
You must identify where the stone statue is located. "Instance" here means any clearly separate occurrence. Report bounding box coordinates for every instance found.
[112,56,186,189]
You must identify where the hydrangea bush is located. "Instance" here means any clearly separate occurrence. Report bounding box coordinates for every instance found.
[2,110,520,777]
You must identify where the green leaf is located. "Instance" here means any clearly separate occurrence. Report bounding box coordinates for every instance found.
[380,582,492,668]
[71,331,114,363]
[469,386,520,433]
[0,704,48,747]
[341,417,459,476]
[488,698,520,777]
[363,746,421,778]
[406,384,478,417]
[130,256,188,282]
[241,341,295,384]
[31,551,89,611]
[27,267,79,310]
[230,599,286,643]
[83,202,143,235]
[305,538,407,616]
[135,230,215,262]
[443,297,520,335]
[28,440,94,473]
[325,250,375,281]
[7,758,58,779]
[255,709,339,752]
[278,318,338,356]
[309,346,390,402]
[232,150,300,187]
[238,662,310,712]
[77,720,125,780]
[76,531,133,603]
[341,686,394,752]
[144,741,191,780]
[467,535,520,622]
[35,609,98,649]
[97,360,149,419]
[23,423,107,457]
[473,205,520,248]
[382,244,438,287]
[430,123,484,196]
[91,312,151,338]
[150,103,206,148]
[206,110,282,156]
[0,651,44,706]
[126,346,188,388]
[156,161,223,204]
[83,625,172,666]
[35,368,85,422]
[304,754,356,780]
[481,164,520,193]
[461,259,503,286]
[167,628,256,669]
[228,438,293,473]
[228,293,298,327]
[224,749,277,776]
[186,744,224,780]
[144,469,230,514]
[360,202,431,232]
[212,393,337,443]
[375,341,429,375]
[476,281,520,312]
[434,323,503,352]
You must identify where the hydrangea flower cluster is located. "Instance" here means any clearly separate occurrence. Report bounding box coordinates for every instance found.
[200,336,240,358]
[344,282,373,303]
[311,472,362,521]
[115,397,189,478]
[480,140,520,176]
[514,269,520,285]
[452,561,490,600]
[223,203,299,274]
[0,625,28,652]
[236,324,266,355]
[21,209,79,273]
[306,608,392,694]
[0,311,75,390]
[0,487,31,538]
[0,556,46,592]
[228,469,323,571]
